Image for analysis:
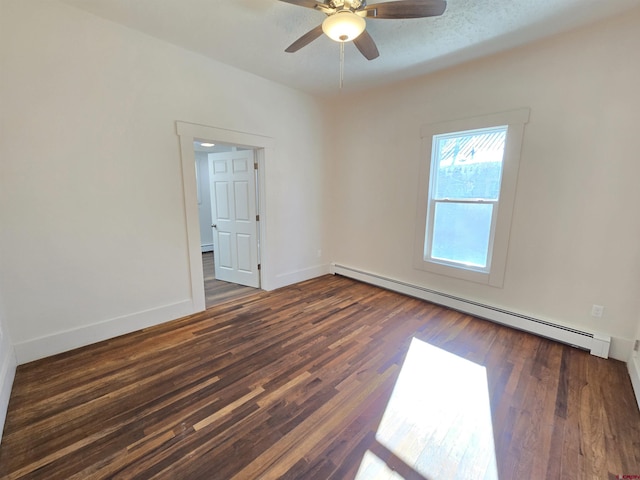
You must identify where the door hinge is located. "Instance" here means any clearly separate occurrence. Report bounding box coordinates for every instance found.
[257,264,261,270]
[256,214,260,222]
[254,162,258,170]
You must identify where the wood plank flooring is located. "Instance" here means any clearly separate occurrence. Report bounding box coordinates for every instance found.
[202,252,257,307]
[1,275,639,479]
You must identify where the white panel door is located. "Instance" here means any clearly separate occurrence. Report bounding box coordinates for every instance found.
[208,150,260,288]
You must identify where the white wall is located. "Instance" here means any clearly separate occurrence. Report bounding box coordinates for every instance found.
[195,152,214,251]
[1,0,637,369]
[0,0,330,363]
[0,290,17,442]
[327,8,640,361]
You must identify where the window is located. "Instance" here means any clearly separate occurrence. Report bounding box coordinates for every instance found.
[428,126,506,270]
[414,109,529,287]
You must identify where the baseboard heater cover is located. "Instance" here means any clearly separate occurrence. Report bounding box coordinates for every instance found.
[332,264,610,359]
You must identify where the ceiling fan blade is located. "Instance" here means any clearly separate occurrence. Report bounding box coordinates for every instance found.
[278,0,327,9]
[363,0,446,19]
[285,24,324,53]
[353,30,380,60]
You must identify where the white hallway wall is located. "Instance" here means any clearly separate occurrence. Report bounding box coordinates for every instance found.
[195,152,214,251]
[327,7,640,361]
[0,0,329,363]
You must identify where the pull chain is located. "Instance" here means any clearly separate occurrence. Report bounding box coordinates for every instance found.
[339,41,345,89]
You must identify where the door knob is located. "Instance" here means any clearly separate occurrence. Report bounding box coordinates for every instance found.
[212,224,217,228]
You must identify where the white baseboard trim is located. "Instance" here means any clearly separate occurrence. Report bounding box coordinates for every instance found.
[269,263,331,291]
[13,300,195,365]
[629,354,640,411]
[201,244,213,253]
[0,340,17,444]
[332,264,615,360]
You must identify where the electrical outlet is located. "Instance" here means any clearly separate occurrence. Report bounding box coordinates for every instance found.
[591,304,604,318]
[317,249,322,258]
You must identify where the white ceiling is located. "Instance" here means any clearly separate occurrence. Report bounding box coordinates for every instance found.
[59,0,640,97]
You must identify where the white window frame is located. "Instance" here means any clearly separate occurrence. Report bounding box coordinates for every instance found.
[414,108,530,287]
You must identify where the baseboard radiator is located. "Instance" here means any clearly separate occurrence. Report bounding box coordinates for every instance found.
[332,264,610,359]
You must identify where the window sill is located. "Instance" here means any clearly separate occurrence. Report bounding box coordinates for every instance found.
[413,257,505,287]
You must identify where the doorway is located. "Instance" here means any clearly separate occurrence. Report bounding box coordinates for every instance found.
[176,120,273,314]
[194,141,260,308]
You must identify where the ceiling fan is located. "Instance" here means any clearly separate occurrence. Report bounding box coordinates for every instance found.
[280,0,447,60]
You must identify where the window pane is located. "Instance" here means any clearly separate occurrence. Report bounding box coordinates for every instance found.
[431,202,493,268]
[434,128,506,200]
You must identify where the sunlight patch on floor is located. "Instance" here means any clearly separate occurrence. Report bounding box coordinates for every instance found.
[355,449,406,480]
[356,337,499,479]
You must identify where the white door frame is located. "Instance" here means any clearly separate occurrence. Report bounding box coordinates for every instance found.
[176,121,273,313]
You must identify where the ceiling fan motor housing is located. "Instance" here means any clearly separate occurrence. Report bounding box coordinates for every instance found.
[329,0,366,11]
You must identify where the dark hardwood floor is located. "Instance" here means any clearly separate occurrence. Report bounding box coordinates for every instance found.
[202,251,257,308]
[1,275,639,479]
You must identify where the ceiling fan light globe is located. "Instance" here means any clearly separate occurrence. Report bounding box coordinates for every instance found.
[322,11,366,42]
